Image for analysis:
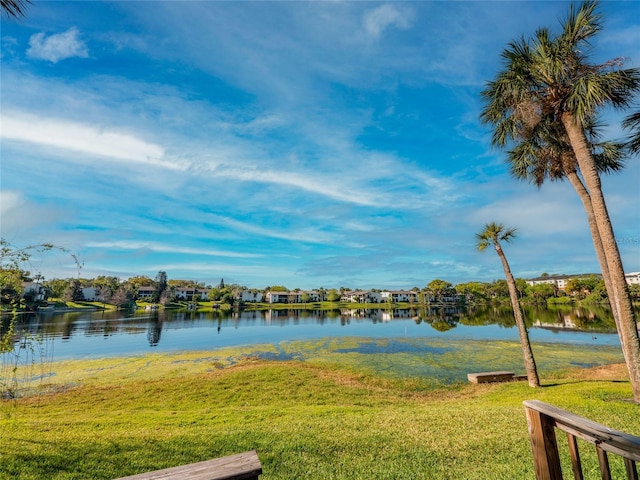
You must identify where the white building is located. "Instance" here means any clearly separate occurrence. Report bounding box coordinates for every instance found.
[236,290,263,303]
[22,281,46,301]
[137,286,155,299]
[301,290,326,302]
[526,274,602,291]
[266,291,299,303]
[625,272,640,285]
[266,290,328,303]
[174,287,210,301]
[340,291,382,303]
[380,290,419,303]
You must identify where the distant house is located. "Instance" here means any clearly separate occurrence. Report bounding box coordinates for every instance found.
[340,291,381,303]
[300,290,326,302]
[625,272,640,285]
[526,274,602,291]
[380,290,419,303]
[22,282,46,301]
[266,291,300,303]
[137,286,155,299]
[174,287,210,301]
[236,289,263,303]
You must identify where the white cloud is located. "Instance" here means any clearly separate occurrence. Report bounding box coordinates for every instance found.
[212,166,380,207]
[363,4,412,39]
[208,214,340,245]
[0,190,66,235]
[0,190,24,217]
[27,27,89,63]
[1,112,171,167]
[85,241,262,259]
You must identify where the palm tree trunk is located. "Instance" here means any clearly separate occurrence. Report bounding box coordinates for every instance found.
[562,112,640,402]
[495,243,540,387]
[565,170,617,320]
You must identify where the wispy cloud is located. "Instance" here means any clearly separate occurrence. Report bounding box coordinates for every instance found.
[204,214,340,245]
[363,4,413,39]
[2,1,638,288]
[85,241,262,259]
[1,112,171,167]
[0,190,67,235]
[27,27,89,63]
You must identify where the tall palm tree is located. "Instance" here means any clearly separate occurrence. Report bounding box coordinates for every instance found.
[508,117,624,323]
[476,223,540,387]
[480,0,640,402]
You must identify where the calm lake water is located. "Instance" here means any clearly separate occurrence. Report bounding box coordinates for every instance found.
[3,304,627,361]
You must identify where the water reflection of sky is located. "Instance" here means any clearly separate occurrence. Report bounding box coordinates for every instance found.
[13,309,621,361]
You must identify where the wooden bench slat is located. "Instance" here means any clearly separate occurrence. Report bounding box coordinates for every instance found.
[467,371,515,383]
[115,450,262,480]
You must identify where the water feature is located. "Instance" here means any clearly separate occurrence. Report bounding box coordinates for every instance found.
[2,304,625,361]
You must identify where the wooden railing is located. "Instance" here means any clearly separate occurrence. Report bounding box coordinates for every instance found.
[115,450,262,480]
[524,400,640,480]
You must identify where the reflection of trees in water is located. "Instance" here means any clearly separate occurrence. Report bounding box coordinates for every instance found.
[459,305,516,328]
[457,304,618,332]
[15,304,632,346]
[417,306,463,331]
[147,314,163,346]
[526,305,616,332]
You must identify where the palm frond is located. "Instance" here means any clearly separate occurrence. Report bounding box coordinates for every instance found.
[592,141,625,173]
[622,110,640,154]
[1,0,30,18]
[561,0,601,46]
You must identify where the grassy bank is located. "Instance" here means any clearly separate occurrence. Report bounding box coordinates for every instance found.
[1,340,638,479]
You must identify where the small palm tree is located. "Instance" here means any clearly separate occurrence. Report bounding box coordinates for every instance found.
[476,223,540,387]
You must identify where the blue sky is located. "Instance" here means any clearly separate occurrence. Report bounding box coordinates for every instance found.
[1,1,639,290]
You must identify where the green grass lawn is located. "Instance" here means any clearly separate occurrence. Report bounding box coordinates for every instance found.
[1,339,638,479]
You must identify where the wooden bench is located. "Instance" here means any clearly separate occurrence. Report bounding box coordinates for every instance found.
[115,450,262,480]
[524,400,640,480]
[467,371,515,383]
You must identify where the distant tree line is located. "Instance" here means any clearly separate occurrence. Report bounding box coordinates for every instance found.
[7,270,637,311]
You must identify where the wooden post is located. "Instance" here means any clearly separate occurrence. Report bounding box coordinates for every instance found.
[566,433,583,480]
[596,447,612,480]
[624,457,639,480]
[525,405,563,480]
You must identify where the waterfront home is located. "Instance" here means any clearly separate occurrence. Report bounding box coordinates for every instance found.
[236,289,263,303]
[525,273,602,290]
[380,290,419,303]
[266,291,300,303]
[137,286,155,299]
[21,281,46,301]
[265,290,328,303]
[174,287,210,301]
[340,291,382,303]
[301,290,326,302]
[626,272,640,285]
